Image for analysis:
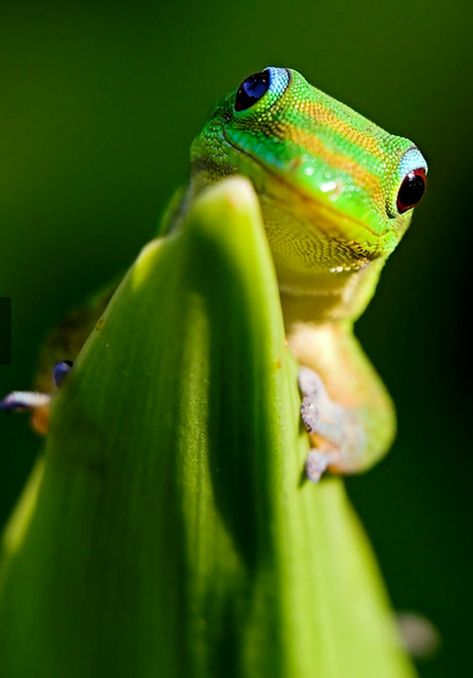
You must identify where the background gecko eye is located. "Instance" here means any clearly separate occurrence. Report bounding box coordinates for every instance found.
[396,168,427,214]
[234,70,271,111]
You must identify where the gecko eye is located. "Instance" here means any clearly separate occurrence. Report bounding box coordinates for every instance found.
[53,360,73,387]
[235,70,271,111]
[396,168,427,214]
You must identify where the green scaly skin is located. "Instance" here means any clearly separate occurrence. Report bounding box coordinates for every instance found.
[9,66,428,477]
[189,66,427,474]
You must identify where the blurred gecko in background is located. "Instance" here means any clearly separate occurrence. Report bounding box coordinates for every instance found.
[1,67,427,482]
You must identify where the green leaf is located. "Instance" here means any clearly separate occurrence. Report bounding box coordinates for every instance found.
[0,177,416,678]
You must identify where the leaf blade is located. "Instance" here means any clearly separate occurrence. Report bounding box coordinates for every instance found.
[0,177,415,678]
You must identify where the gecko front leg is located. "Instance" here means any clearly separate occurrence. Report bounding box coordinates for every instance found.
[298,366,366,482]
[0,360,73,435]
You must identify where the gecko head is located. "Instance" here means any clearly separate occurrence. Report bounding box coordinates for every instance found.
[191,67,428,277]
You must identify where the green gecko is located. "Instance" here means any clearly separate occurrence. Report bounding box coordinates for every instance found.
[1,67,427,481]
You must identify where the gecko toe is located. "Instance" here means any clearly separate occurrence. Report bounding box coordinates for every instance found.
[305,450,330,483]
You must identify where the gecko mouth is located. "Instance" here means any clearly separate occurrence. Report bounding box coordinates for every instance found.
[261,181,383,264]
[221,129,392,246]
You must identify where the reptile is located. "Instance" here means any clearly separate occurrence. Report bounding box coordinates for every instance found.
[1,66,427,481]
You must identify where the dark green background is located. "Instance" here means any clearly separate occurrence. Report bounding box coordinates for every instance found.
[1,1,471,675]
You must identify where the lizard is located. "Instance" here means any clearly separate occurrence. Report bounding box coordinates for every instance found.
[1,66,427,482]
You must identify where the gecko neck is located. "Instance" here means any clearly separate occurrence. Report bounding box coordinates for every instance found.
[186,171,386,326]
[279,258,385,328]
[281,258,396,464]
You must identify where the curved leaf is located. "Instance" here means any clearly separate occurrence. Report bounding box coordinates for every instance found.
[0,178,415,678]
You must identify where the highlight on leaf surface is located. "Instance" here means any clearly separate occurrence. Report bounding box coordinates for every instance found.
[0,177,415,678]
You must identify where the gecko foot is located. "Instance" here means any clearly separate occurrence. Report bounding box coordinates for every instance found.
[305,450,330,483]
[0,391,51,412]
[298,365,365,481]
[299,366,344,440]
[0,390,51,435]
[1,360,73,434]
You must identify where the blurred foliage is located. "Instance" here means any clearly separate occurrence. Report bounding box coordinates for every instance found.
[0,1,471,676]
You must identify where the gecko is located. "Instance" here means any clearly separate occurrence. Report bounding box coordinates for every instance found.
[1,67,427,482]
